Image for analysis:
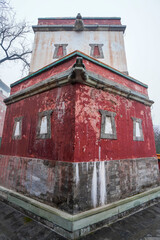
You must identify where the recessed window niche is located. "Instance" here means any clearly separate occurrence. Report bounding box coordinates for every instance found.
[89,44,104,58]
[99,110,117,139]
[53,44,68,59]
[12,117,23,140]
[132,117,144,141]
[36,110,53,139]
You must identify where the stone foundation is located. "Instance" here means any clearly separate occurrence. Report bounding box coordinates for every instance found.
[0,155,159,214]
[0,185,160,239]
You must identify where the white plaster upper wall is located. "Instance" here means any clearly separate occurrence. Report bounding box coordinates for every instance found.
[30,31,128,73]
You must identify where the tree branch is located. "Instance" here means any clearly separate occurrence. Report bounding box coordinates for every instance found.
[0,1,32,73]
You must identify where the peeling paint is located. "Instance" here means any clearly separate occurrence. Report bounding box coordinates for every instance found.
[30,29,128,74]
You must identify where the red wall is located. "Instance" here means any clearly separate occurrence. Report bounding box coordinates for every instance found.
[83,59,148,96]
[74,84,156,162]
[11,58,76,95]
[11,55,148,97]
[1,82,156,163]
[1,85,75,162]
[38,19,121,26]
[2,55,155,163]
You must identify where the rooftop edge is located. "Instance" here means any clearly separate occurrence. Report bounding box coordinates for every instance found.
[10,51,148,89]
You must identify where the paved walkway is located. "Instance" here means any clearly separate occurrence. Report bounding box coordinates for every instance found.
[0,201,160,240]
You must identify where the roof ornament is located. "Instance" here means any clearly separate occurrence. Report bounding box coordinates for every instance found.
[68,57,88,83]
[74,13,84,31]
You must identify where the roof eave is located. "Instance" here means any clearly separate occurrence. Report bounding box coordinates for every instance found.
[10,51,148,89]
[32,25,126,33]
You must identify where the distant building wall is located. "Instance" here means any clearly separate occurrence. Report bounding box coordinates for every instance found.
[0,80,10,97]
[0,80,10,139]
[0,92,6,138]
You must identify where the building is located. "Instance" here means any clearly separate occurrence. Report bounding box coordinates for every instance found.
[0,15,159,239]
[0,80,10,141]
[30,14,128,74]
[0,80,10,97]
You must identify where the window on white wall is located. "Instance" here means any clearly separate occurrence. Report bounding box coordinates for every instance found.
[53,44,68,59]
[89,44,104,58]
[99,110,117,139]
[36,110,53,139]
[132,117,144,141]
[12,117,23,140]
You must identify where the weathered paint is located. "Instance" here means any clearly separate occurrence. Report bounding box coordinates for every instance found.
[1,56,154,162]
[10,57,76,95]
[1,85,76,162]
[11,54,147,96]
[30,30,128,73]
[0,155,158,214]
[37,18,122,26]
[0,15,159,239]
[74,83,156,162]
[82,58,148,95]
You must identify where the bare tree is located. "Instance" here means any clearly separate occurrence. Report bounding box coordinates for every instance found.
[153,125,160,153]
[0,0,32,72]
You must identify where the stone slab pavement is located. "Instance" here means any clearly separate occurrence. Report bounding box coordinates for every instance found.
[0,200,160,240]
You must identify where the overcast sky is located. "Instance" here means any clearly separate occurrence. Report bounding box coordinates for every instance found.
[0,0,160,126]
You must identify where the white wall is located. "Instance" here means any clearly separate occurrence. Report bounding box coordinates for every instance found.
[30,30,128,73]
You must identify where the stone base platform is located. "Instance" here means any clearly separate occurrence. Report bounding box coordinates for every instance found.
[0,186,160,239]
[0,155,159,238]
[0,155,159,214]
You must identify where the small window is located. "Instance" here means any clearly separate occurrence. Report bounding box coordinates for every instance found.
[132,117,144,141]
[89,44,104,58]
[12,117,23,140]
[36,110,53,139]
[53,44,68,59]
[99,110,117,139]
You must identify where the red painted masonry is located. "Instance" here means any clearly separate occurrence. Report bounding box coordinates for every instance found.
[74,84,156,162]
[10,57,76,95]
[11,53,148,96]
[37,18,121,26]
[0,52,156,162]
[1,85,75,162]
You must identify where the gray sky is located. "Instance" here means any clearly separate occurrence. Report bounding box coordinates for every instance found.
[0,0,160,126]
